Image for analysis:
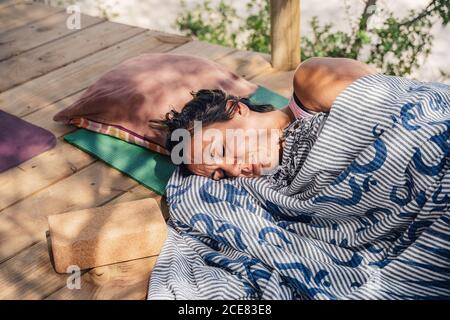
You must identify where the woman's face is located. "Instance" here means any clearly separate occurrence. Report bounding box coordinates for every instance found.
[185,102,282,180]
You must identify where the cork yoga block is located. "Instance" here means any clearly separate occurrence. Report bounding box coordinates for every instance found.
[48,198,167,273]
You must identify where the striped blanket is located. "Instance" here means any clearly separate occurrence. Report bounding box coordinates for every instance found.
[148,74,450,300]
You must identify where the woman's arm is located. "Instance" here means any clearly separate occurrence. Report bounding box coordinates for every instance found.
[293,57,377,113]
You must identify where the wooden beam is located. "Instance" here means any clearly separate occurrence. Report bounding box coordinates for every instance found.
[0,2,63,34]
[270,0,301,71]
[0,11,103,61]
[0,21,144,92]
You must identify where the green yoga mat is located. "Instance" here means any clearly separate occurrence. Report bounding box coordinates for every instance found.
[64,86,289,195]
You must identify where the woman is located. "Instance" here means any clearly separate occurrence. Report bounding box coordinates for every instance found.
[162,57,376,180]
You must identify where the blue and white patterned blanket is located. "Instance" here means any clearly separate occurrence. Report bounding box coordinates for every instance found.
[148,74,450,300]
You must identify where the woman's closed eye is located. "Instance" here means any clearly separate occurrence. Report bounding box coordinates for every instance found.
[211,145,225,161]
[210,146,227,180]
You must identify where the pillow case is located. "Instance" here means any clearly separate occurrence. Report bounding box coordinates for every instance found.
[69,117,170,155]
[54,53,258,154]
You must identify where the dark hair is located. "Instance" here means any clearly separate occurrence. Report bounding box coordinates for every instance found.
[150,89,275,176]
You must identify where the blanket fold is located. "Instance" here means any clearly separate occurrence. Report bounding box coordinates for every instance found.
[148,74,450,300]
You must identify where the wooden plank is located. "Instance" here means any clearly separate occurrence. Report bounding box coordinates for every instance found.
[0,30,191,118]
[270,0,301,70]
[0,2,63,34]
[0,161,140,264]
[0,11,103,61]
[21,91,82,137]
[0,241,68,299]
[0,184,161,300]
[0,0,25,11]
[0,140,96,212]
[169,39,236,61]
[108,184,160,205]
[0,20,144,92]
[168,39,273,81]
[107,184,170,221]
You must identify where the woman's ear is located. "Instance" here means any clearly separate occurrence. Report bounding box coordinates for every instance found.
[237,101,250,117]
[226,100,250,117]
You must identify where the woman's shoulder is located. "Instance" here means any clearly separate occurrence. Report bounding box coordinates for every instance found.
[293,57,377,112]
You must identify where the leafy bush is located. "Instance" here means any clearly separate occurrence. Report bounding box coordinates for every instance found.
[175,0,450,76]
[175,0,239,48]
[175,0,270,53]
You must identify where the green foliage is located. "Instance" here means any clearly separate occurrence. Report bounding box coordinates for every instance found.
[241,0,271,53]
[365,0,450,75]
[175,0,239,48]
[175,0,270,52]
[368,12,434,76]
[175,0,450,76]
[300,17,354,59]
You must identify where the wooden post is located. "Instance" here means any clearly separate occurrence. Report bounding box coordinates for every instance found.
[270,0,301,71]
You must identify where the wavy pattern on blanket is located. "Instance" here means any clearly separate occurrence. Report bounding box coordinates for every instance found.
[148,74,450,300]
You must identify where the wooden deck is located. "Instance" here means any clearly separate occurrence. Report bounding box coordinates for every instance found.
[0,1,295,299]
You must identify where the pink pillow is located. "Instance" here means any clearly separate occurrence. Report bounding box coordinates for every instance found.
[54,53,257,153]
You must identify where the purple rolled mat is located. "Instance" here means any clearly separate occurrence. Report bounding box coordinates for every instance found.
[0,110,56,173]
